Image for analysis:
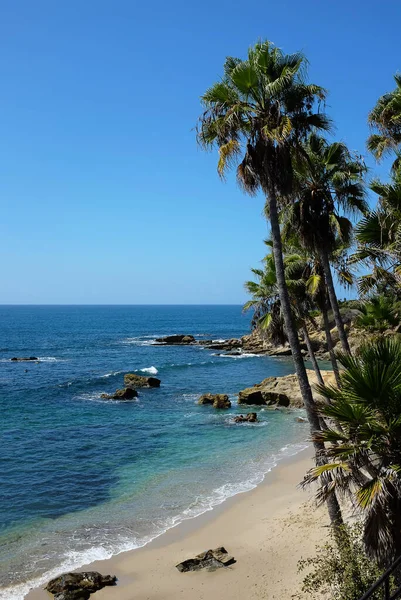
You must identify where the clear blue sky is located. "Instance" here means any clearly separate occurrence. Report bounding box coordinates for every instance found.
[1,0,400,304]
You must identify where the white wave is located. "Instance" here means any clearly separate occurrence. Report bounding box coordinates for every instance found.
[213,352,262,359]
[3,442,310,600]
[100,371,123,378]
[140,366,158,375]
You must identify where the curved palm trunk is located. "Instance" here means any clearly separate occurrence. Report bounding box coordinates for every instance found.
[318,248,351,354]
[321,297,342,388]
[302,326,324,386]
[267,186,343,528]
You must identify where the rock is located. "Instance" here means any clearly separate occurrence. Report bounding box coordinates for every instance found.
[198,393,231,409]
[54,591,90,600]
[176,547,235,572]
[296,417,307,423]
[200,338,243,351]
[124,374,161,388]
[46,572,116,598]
[101,388,138,400]
[234,413,258,423]
[155,335,195,345]
[11,356,39,362]
[238,370,338,408]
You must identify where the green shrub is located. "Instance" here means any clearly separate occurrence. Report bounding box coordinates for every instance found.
[299,524,389,600]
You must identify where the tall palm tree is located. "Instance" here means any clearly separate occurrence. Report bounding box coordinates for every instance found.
[353,169,401,297]
[283,133,367,353]
[244,249,324,385]
[368,73,401,171]
[304,337,401,565]
[197,41,343,527]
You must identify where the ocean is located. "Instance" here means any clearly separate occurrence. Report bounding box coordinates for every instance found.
[0,305,310,599]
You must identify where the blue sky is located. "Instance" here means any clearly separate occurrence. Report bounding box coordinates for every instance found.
[1,0,400,304]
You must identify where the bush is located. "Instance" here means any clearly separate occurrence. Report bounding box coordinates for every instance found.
[299,524,388,600]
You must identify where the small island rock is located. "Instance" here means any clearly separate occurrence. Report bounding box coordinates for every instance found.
[234,413,258,423]
[101,388,138,400]
[124,373,161,388]
[155,335,195,345]
[11,356,39,362]
[198,393,231,409]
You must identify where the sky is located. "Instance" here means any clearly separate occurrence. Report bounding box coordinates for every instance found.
[1,0,400,304]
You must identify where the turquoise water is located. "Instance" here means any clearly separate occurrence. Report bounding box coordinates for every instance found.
[0,305,310,599]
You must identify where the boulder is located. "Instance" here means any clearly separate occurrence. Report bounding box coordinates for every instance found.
[234,413,258,423]
[124,374,161,388]
[238,370,337,408]
[11,356,39,362]
[101,388,138,400]
[155,335,195,345]
[198,393,231,409]
[176,547,235,572]
[46,572,116,599]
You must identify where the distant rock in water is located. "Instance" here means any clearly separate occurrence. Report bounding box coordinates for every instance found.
[101,388,138,400]
[234,413,258,423]
[198,393,231,409]
[200,338,242,351]
[11,356,39,362]
[45,571,116,599]
[155,334,195,345]
[124,373,161,388]
[176,547,235,572]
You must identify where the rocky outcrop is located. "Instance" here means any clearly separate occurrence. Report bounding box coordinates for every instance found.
[124,374,161,388]
[198,393,231,409]
[45,571,116,600]
[176,547,235,572]
[238,370,337,408]
[11,356,39,362]
[155,335,195,345]
[234,412,258,423]
[200,338,243,351]
[101,388,138,400]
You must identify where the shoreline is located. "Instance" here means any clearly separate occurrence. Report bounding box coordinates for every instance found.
[25,446,328,600]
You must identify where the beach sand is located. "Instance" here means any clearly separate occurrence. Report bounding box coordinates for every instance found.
[26,448,328,600]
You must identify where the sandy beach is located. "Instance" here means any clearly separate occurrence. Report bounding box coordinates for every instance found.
[26,448,328,600]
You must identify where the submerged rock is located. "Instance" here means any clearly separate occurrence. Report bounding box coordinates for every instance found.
[155,334,195,345]
[101,388,138,400]
[11,356,39,362]
[198,393,231,409]
[124,373,161,388]
[46,571,116,599]
[234,412,258,423]
[176,547,235,572]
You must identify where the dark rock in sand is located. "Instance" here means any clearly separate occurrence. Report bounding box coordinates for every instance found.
[101,388,138,400]
[176,547,235,572]
[11,356,39,362]
[198,393,231,409]
[155,334,195,345]
[46,571,116,599]
[124,373,161,388]
[234,412,258,423]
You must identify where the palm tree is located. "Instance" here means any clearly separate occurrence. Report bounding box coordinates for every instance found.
[304,337,401,565]
[197,41,343,527]
[244,249,324,386]
[353,169,401,297]
[283,133,367,353]
[368,73,401,171]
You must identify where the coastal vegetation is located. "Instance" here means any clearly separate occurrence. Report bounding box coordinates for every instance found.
[197,38,401,598]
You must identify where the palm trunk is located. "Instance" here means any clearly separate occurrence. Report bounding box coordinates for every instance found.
[267,186,343,528]
[318,247,351,354]
[302,326,324,386]
[321,296,342,388]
